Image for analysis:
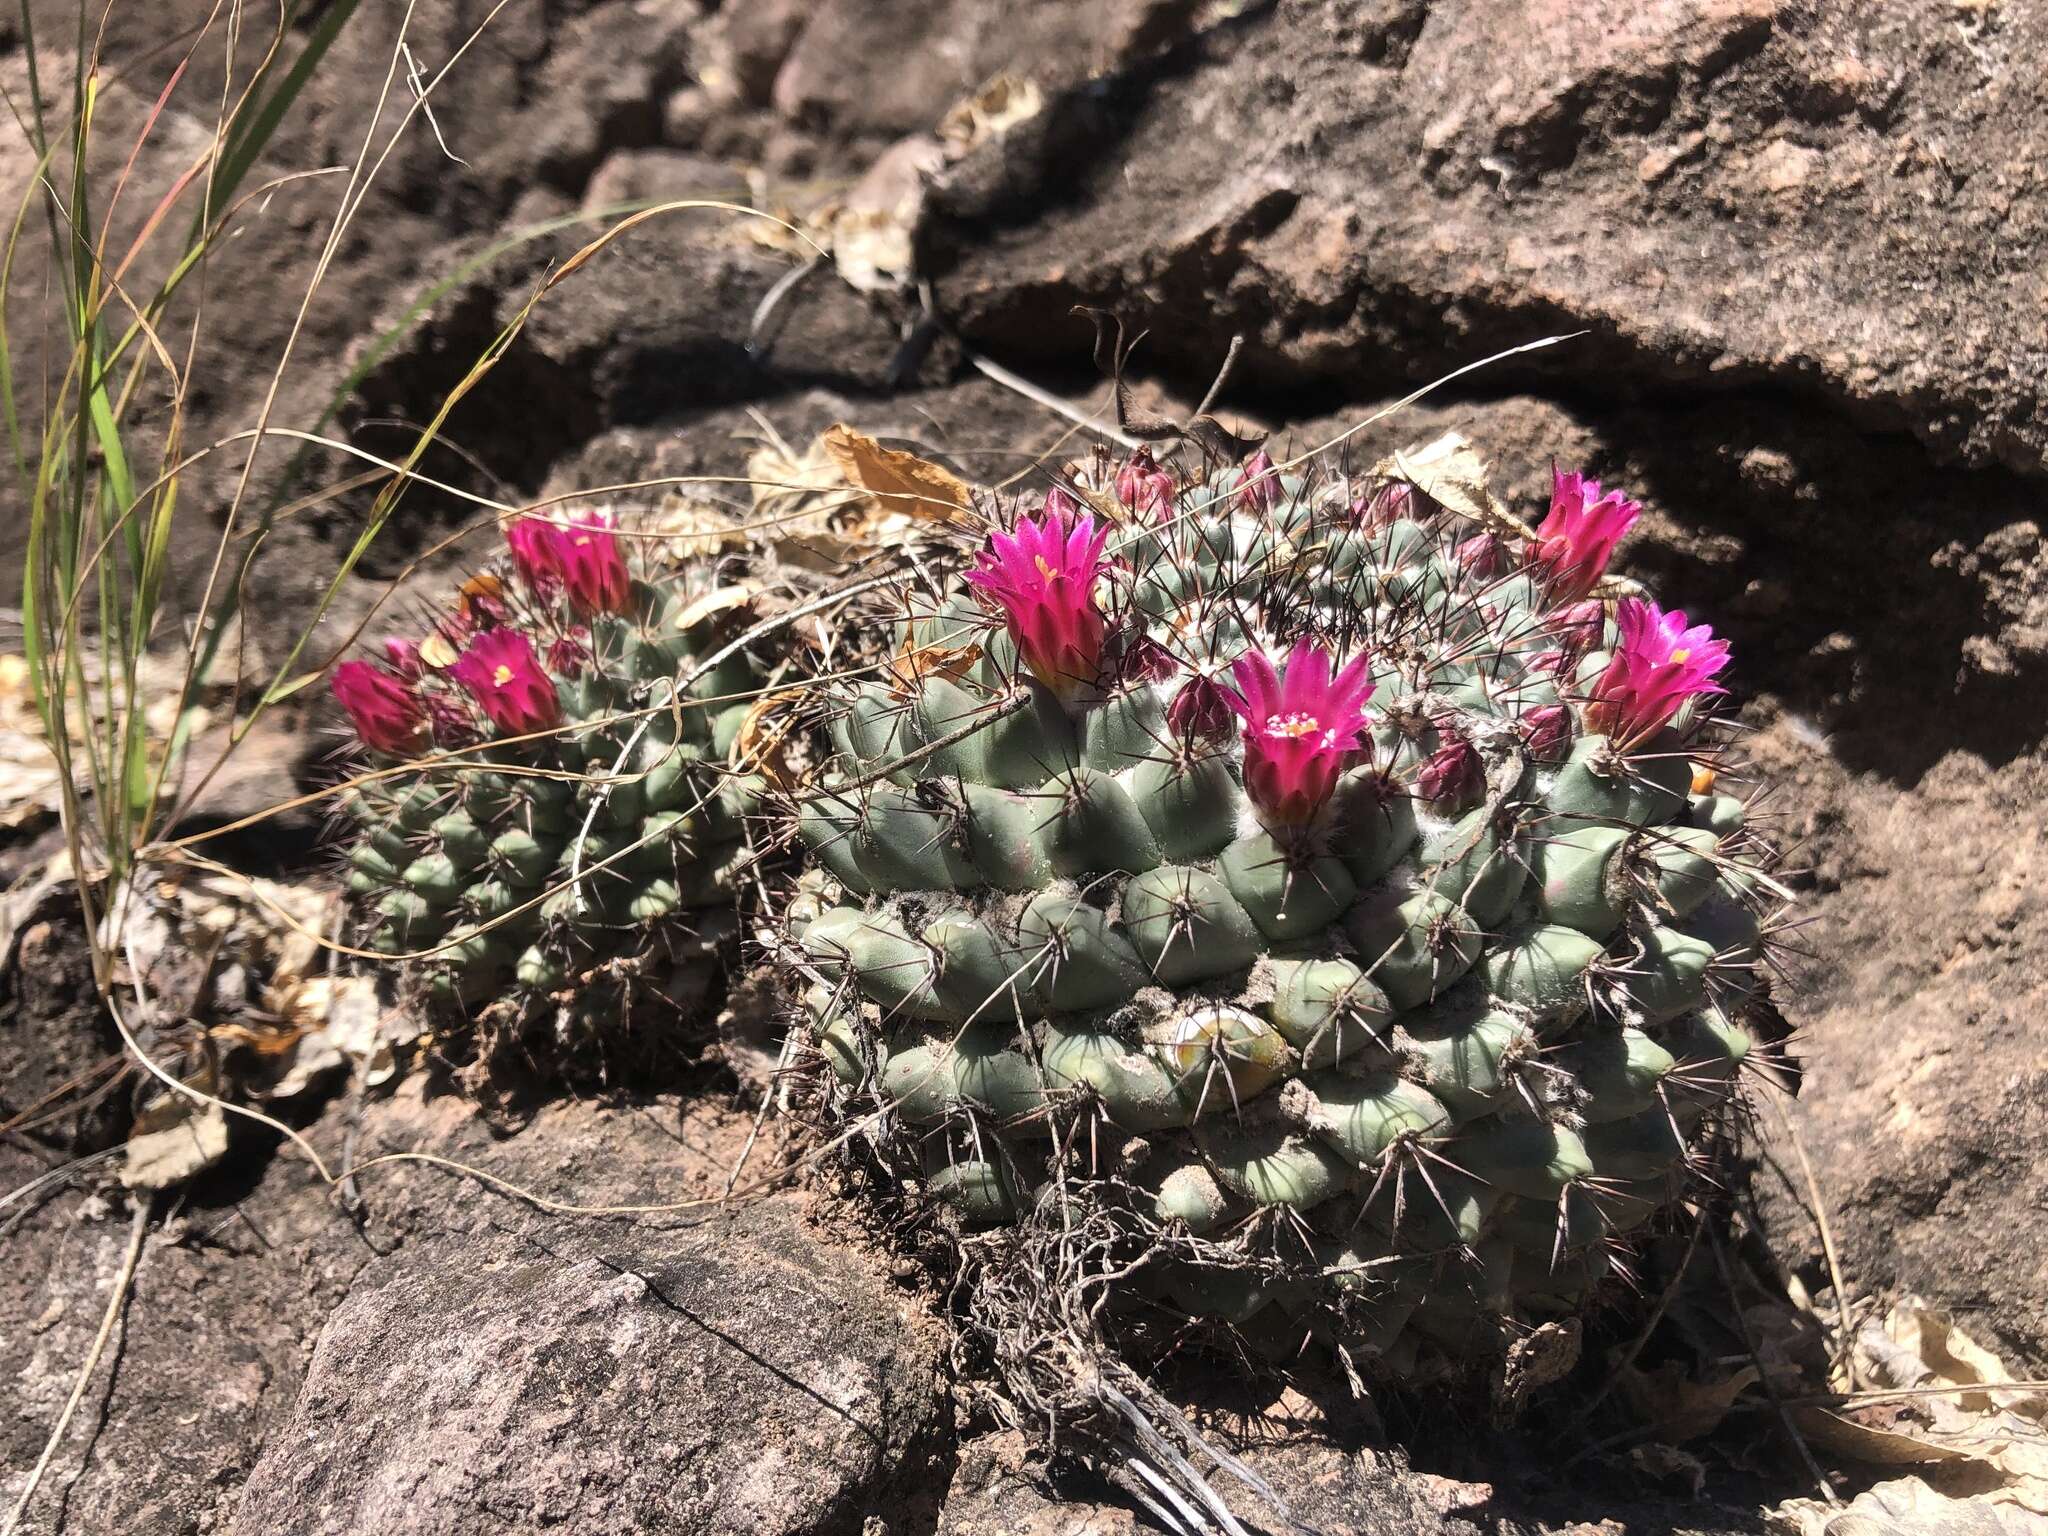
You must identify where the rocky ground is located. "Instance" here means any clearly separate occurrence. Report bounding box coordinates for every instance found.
[5,0,2048,1532]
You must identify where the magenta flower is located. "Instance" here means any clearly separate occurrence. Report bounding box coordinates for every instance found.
[1167,672,1238,743]
[1235,449,1280,515]
[505,510,630,615]
[331,661,425,755]
[1350,481,1416,529]
[1519,703,1572,762]
[504,517,563,595]
[965,501,1113,697]
[381,637,424,680]
[1227,641,1375,827]
[1416,730,1483,811]
[1528,468,1641,602]
[448,629,561,736]
[554,509,632,617]
[1115,448,1175,519]
[547,627,592,677]
[1584,599,1731,744]
[1455,532,1508,579]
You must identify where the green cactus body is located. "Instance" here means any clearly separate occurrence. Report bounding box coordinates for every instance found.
[334,516,771,1067]
[782,448,1780,1381]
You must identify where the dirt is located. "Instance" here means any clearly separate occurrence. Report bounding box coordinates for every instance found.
[5,0,2048,1530]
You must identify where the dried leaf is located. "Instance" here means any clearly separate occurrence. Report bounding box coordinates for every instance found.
[936,73,1043,155]
[1375,431,1529,538]
[121,1098,229,1190]
[419,632,461,670]
[745,435,849,527]
[1772,1476,2048,1536]
[820,425,974,523]
[672,584,756,634]
[261,975,404,1100]
[819,135,945,295]
[729,690,808,792]
[1618,1361,1760,1442]
[1887,1299,2048,1416]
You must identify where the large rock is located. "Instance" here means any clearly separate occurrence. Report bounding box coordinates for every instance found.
[936,0,2048,475]
[232,1204,946,1536]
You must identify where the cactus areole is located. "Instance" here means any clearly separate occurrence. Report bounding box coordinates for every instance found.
[783,439,1774,1383]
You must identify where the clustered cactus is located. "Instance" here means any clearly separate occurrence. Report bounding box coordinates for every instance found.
[323,429,1782,1383]
[329,508,767,1068]
[779,441,1779,1379]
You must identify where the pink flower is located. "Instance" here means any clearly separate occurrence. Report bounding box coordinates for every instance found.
[381,637,424,680]
[547,627,592,677]
[1350,481,1416,529]
[1544,598,1607,655]
[331,661,425,755]
[1227,641,1375,827]
[505,510,631,615]
[1584,599,1731,744]
[554,509,632,617]
[1519,703,1571,762]
[448,629,561,736]
[1528,468,1640,602]
[1167,672,1238,743]
[423,691,479,749]
[1115,448,1175,519]
[1117,633,1179,685]
[1416,730,1483,810]
[504,517,564,595]
[1235,449,1279,515]
[1455,533,1508,579]
[965,501,1113,697]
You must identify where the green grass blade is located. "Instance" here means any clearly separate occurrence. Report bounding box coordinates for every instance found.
[208,0,363,223]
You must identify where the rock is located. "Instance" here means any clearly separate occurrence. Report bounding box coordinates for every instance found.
[582,148,749,212]
[935,0,2048,475]
[1749,728,2048,1365]
[0,1082,842,1535]
[232,1203,946,1536]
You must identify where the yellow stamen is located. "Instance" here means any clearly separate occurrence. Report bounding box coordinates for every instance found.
[492,664,514,687]
[1671,647,1691,663]
[1268,712,1321,738]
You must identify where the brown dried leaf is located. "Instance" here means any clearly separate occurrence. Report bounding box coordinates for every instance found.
[744,435,847,526]
[821,425,975,523]
[121,1097,229,1190]
[1886,1299,2048,1417]
[819,135,945,295]
[1375,431,1532,538]
[729,690,809,793]
[1772,1477,2048,1536]
[672,584,755,635]
[1618,1360,1760,1443]
[260,975,403,1100]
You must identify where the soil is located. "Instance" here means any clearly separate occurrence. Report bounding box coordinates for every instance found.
[5,0,2048,1530]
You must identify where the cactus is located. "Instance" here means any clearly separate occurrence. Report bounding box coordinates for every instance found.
[780,440,1780,1380]
[329,508,767,1069]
